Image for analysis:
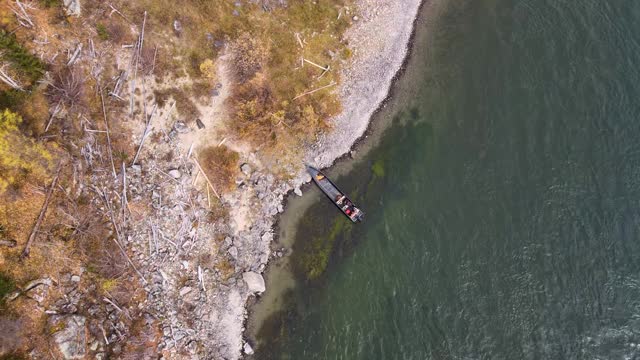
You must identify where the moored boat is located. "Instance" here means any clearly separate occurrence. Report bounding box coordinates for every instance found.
[307,166,364,223]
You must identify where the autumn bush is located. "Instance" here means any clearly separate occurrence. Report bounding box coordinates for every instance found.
[198,145,239,193]
[0,109,54,194]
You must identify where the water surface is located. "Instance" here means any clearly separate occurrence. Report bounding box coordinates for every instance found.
[253,0,640,358]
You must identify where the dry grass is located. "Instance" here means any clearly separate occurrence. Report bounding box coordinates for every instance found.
[154,88,201,121]
[109,0,352,169]
[198,145,239,193]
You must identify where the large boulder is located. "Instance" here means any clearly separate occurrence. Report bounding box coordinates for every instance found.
[242,272,265,293]
[49,315,87,359]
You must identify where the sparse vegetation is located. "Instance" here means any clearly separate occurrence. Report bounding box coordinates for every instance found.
[199,145,239,193]
[0,273,15,304]
[0,109,54,194]
[0,0,359,357]
[96,23,110,41]
[119,0,351,168]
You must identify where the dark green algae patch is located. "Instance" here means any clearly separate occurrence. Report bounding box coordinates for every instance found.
[252,110,434,358]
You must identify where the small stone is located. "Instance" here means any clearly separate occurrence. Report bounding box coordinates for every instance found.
[240,163,252,176]
[179,287,193,297]
[71,275,80,283]
[89,340,99,351]
[352,15,359,21]
[63,0,81,16]
[244,342,254,355]
[168,169,181,179]
[228,246,238,259]
[173,20,183,34]
[294,187,302,196]
[224,237,233,247]
[174,122,190,134]
[242,272,265,293]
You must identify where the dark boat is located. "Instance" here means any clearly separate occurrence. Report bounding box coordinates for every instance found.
[307,166,364,223]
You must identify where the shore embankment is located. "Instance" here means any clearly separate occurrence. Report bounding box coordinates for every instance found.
[237,0,425,356]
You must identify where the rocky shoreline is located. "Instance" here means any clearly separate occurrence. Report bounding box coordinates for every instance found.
[1,1,423,359]
[238,0,425,356]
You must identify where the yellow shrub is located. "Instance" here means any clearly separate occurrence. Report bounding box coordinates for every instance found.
[199,59,217,81]
[0,109,53,193]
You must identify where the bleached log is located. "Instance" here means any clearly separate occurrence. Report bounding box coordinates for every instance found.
[131,103,157,165]
[295,32,304,48]
[192,157,221,200]
[100,89,117,178]
[303,58,329,71]
[67,43,83,66]
[21,165,62,259]
[10,0,35,29]
[0,239,17,248]
[293,81,336,100]
[0,65,24,91]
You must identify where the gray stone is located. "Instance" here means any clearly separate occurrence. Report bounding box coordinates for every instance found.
[173,20,183,34]
[70,275,80,283]
[168,169,181,179]
[174,122,190,134]
[228,246,238,259]
[63,0,81,16]
[25,281,50,304]
[179,287,193,296]
[50,315,87,359]
[294,187,303,196]
[244,342,254,355]
[240,163,252,176]
[242,272,265,293]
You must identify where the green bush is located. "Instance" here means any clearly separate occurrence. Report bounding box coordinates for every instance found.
[96,24,110,41]
[0,30,46,84]
[0,272,15,302]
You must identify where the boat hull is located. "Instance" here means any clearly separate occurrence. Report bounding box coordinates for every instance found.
[307,166,364,223]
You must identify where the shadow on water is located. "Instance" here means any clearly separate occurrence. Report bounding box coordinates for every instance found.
[254,110,433,359]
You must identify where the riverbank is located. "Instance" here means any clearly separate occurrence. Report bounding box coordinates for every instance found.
[240,0,425,355]
[138,0,424,357]
[0,1,422,358]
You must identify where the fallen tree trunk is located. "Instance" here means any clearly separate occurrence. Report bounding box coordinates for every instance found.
[0,239,16,248]
[21,165,62,259]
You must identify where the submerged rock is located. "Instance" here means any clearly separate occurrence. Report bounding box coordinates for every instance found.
[243,342,254,355]
[242,272,265,293]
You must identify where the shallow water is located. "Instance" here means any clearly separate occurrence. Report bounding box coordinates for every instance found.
[253,0,640,358]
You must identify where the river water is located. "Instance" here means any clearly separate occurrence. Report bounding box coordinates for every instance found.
[250,0,640,358]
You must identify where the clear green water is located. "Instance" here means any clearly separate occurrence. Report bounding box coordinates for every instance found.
[255,0,640,358]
